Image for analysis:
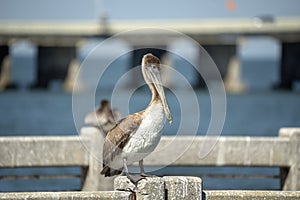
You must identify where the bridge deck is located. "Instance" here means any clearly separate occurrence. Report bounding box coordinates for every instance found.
[0,17,300,45]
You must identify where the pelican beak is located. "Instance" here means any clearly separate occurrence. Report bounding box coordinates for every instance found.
[146,65,172,125]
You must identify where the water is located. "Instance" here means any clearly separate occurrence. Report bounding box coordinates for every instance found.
[1,87,299,137]
[0,58,299,191]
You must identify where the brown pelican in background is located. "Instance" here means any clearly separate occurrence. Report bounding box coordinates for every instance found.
[84,100,121,135]
[100,53,172,182]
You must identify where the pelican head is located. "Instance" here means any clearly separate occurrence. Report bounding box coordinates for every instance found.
[142,53,172,125]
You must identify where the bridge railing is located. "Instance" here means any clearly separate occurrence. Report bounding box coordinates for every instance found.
[144,128,300,191]
[0,128,299,192]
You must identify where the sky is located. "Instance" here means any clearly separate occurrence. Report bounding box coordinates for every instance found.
[0,0,299,21]
[1,0,299,59]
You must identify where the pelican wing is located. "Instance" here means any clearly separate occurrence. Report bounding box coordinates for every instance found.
[101,112,143,176]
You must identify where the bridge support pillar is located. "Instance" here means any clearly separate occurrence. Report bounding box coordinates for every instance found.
[0,45,11,91]
[276,42,300,90]
[199,44,237,88]
[0,45,9,68]
[33,46,77,89]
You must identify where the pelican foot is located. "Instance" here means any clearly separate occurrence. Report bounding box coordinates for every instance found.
[126,174,145,184]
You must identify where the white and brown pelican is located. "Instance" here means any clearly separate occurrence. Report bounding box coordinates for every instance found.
[84,100,121,134]
[100,53,172,182]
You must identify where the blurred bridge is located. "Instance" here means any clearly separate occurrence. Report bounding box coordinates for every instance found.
[0,17,300,90]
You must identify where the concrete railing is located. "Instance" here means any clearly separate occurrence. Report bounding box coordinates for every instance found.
[0,128,299,192]
[0,131,113,191]
[144,128,300,191]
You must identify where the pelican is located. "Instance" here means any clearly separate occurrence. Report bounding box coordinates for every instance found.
[84,100,121,134]
[100,53,172,182]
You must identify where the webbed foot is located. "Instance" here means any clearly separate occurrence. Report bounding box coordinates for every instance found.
[126,173,145,184]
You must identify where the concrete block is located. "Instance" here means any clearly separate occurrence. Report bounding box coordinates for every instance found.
[163,176,202,200]
[114,176,203,200]
[114,176,165,200]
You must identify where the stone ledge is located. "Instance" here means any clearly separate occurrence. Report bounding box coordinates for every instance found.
[204,190,300,200]
[0,191,132,200]
[1,182,300,200]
